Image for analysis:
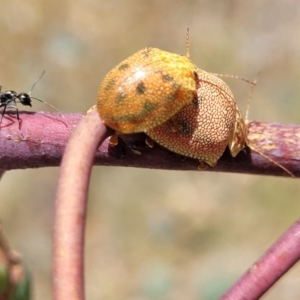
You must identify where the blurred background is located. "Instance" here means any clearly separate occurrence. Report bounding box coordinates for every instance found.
[0,0,300,299]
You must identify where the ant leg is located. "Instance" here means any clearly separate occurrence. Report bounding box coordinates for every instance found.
[4,101,21,129]
[9,100,21,129]
[15,107,21,129]
[0,105,7,128]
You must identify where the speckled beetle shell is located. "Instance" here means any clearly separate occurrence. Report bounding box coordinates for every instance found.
[97,47,198,133]
[147,70,247,167]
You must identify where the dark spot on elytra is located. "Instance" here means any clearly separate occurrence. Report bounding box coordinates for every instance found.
[115,92,127,104]
[161,74,174,82]
[105,79,116,91]
[164,92,177,103]
[115,100,157,123]
[118,63,130,71]
[179,120,192,134]
[155,70,174,83]
[172,82,180,90]
[192,96,199,107]
[136,81,146,95]
[142,48,152,58]
[163,83,181,103]
[144,101,156,111]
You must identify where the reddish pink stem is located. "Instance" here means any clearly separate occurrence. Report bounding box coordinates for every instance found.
[220,218,300,299]
[0,112,299,177]
[53,110,111,300]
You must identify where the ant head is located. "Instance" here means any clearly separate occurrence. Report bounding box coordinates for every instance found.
[18,93,32,107]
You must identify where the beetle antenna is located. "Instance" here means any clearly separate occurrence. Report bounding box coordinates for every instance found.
[29,71,46,95]
[211,73,256,86]
[245,72,260,123]
[28,71,64,118]
[242,72,293,177]
[31,96,64,118]
[186,27,190,59]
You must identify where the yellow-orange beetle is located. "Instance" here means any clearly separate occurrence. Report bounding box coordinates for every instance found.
[96,43,293,176]
[96,46,247,167]
[97,47,198,134]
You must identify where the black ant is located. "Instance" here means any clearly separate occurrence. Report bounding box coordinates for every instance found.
[0,71,63,127]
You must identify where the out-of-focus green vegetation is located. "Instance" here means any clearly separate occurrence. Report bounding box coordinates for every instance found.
[0,1,300,299]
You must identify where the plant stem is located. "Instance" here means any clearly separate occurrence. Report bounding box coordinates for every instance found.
[53,110,111,300]
[220,217,300,300]
[0,113,299,177]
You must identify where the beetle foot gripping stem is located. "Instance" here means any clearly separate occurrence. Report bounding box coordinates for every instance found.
[197,161,208,170]
[109,134,119,146]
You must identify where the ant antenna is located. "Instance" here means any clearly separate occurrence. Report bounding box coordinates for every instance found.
[29,71,64,118]
[186,27,190,59]
[29,70,46,96]
[30,96,64,117]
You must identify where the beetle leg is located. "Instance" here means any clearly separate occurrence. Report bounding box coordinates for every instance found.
[145,137,155,148]
[109,134,119,146]
[197,161,208,170]
[169,116,182,133]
